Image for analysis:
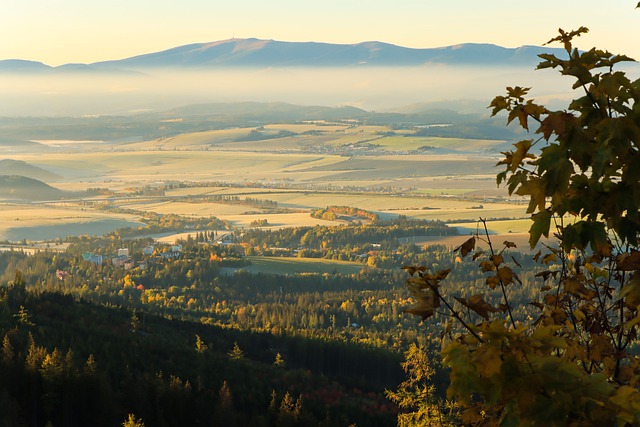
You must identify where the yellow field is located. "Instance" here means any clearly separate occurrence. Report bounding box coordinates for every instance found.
[0,203,143,242]
[221,212,343,229]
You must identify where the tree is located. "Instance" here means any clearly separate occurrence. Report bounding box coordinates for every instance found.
[122,414,145,427]
[194,334,208,354]
[386,343,458,426]
[228,341,244,360]
[274,352,285,367]
[402,26,640,426]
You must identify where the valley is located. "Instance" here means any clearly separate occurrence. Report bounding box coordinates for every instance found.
[0,103,536,426]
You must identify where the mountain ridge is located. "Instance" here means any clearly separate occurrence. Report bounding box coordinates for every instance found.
[0,38,568,72]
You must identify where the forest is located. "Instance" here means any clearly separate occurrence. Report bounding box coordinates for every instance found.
[0,209,552,426]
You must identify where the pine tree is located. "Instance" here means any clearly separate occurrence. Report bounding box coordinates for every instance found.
[273,352,285,367]
[228,341,244,360]
[1,334,13,364]
[122,414,145,427]
[386,343,457,426]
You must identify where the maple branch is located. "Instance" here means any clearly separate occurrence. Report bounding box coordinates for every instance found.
[479,218,517,330]
[428,283,485,344]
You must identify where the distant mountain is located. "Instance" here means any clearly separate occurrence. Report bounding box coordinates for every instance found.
[0,38,570,74]
[163,102,371,121]
[0,59,140,75]
[0,159,61,182]
[0,59,52,73]
[0,175,67,201]
[92,39,565,69]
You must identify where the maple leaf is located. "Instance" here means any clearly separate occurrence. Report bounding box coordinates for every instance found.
[528,209,552,248]
[403,290,437,320]
[455,237,476,257]
[503,241,517,249]
[480,261,495,272]
[486,276,500,290]
[516,177,547,214]
[474,345,503,378]
[497,266,514,285]
[455,294,499,320]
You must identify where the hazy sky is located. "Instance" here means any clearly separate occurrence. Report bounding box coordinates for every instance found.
[1,1,639,66]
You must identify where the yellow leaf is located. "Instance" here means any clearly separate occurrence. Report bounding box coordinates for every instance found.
[486,276,500,290]
[491,254,504,267]
[480,261,495,272]
[515,176,546,213]
[403,297,435,320]
[497,266,514,285]
[573,309,586,322]
[474,345,503,378]
[564,278,582,294]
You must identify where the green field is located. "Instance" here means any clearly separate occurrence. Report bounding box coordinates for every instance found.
[229,256,365,275]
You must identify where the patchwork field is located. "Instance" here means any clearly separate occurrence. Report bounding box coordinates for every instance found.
[1,124,524,244]
[121,123,507,155]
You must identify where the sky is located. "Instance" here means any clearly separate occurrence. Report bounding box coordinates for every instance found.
[1,1,639,66]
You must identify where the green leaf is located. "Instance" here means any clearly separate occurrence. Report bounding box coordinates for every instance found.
[515,176,546,213]
[529,209,552,248]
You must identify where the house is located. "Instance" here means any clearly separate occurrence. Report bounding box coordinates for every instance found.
[171,244,182,253]
[124,258,135,270]
[143,245,155,256]
[82,252,103,266]
[159,250,181,260]
[117,248,130,257]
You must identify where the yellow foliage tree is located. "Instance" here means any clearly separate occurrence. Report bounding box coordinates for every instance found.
[402,25,640,426]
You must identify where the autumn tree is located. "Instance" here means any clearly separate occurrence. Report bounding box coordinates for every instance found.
[122,413,145,427]
[386,343,458,426]
[402,25,640,426]
[228,341,244,360]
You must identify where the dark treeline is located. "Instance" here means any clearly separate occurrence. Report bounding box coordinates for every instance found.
[0,283,399,426]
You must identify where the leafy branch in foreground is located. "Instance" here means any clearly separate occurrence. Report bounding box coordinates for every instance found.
[400,26,640,426]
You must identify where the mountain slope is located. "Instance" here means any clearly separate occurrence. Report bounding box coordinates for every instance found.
[0,159,61,181]
[0,175,67,200]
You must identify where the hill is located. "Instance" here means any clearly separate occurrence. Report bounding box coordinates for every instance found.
[0,160,61,181]
[0,175,67,201]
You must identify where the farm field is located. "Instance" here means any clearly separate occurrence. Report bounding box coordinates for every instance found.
[9,150,505,192]
[0,203,143,241]
[1,122,523,243]
[116,187,527,231]
[122,123,506,155]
